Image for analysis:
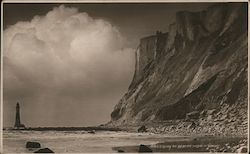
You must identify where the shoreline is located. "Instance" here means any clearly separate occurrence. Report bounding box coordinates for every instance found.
[112,135,247,153]
[3,126,123,132]
[3,127,247,153]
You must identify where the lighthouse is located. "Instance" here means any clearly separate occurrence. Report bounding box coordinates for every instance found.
[14,102,25,129]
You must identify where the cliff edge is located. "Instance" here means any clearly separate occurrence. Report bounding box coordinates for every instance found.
[109,3,248,136]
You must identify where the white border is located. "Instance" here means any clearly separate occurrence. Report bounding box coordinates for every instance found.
[248,2,249,153]
[1,0,249,153]
[1,0,249,3]
[1,1,3,153]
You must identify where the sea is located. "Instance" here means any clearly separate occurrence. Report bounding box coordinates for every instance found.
[3,130,177,153]
[3,130,245,153]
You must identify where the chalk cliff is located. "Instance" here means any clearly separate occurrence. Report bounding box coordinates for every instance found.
[110,3,248,130]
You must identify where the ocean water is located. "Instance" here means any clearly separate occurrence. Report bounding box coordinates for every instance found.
[3,130,180,153]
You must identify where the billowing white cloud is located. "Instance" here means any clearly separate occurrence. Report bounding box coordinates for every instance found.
[3,5,135,127]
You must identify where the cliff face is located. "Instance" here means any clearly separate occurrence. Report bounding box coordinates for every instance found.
[110,3,248,126]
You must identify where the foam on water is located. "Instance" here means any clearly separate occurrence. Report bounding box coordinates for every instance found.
[3,130,172,153]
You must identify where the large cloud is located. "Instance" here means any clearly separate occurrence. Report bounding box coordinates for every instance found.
[3,5,135,127]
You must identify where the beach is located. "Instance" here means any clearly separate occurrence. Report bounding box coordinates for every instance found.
[3,130,247,153]
[3,130,172,153]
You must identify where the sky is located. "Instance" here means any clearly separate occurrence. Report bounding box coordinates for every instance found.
[3,3,213,127]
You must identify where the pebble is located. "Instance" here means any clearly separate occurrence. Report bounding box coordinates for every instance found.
[146,102,247,152]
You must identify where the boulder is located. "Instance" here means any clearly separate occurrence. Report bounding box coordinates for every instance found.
[26,141,41,149]
[186,111,200,119]
[220,114,227,120]
[138,125,147,133]
[207,109,216,115]
[200,110,206,117]
[187,121,196,129]
[34,148,54,153]
[207,115,213,121]
[138,144,153,152]
[117,149,125,152]
[88,130,95,134]
[236,146,247,153]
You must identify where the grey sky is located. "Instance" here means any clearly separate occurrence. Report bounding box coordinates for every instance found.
[3,3,213,127]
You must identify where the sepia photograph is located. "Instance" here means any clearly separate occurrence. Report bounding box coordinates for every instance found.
[1,0,249,153]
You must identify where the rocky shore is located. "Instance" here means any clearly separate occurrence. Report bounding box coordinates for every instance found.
[147,99,247,137]
[107,98,248,153]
